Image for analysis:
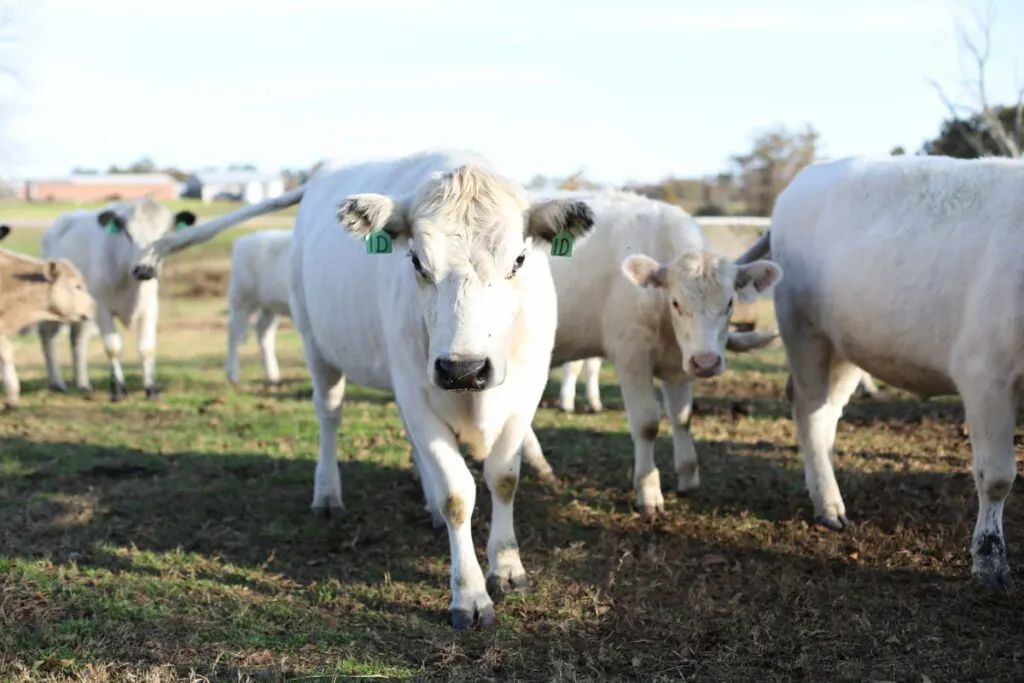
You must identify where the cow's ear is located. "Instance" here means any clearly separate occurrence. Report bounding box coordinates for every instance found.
[337,194,412,245]
[43,259,62,282]
[97,210,125,234]
[525,199,595,248]
[734,260,782,304]
[0,224,10,241]
[173,210,197,232]
[621,254,669,289]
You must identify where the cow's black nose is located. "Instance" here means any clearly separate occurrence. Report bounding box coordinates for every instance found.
[434,357,491,391]
[132,264,157,281]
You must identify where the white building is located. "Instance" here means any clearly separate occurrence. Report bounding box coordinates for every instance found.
[182,170,285,205]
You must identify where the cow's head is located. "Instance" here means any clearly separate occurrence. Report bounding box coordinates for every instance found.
[621,250,782,377]
[338,164,595,391]
[42,258,96,323]
[97,198,196,280]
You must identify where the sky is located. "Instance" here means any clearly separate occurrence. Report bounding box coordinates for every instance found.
[0,0,1022,185]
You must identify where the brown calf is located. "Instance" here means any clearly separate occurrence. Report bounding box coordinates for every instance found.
[0,227,96,408]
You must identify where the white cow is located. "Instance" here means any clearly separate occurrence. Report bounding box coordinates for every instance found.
[38,197,196,401]
[130,149,597,630]
[518,189,783,515]
[768,154,1024,592]
[225,228,293,385]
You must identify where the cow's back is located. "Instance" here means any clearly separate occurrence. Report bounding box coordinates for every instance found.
[771,155,1024,395]
[290,150,489,391]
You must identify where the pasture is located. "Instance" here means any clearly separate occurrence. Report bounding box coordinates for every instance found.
[1,220,1023,683]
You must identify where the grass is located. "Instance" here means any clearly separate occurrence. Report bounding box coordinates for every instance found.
[1,257,1024,682]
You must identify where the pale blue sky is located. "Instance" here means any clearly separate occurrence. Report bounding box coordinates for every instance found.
[2,0,1023,185]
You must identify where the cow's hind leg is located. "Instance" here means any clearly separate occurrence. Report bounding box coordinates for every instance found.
[559,360,583,413]
[661,379,699,493]
[303,339,347,519]
[581,357,603,412]
[225,299,253,385]
[956,371,1019,591]
[38,321,66,393]
[255,309,281,385]
[70,320,95,394]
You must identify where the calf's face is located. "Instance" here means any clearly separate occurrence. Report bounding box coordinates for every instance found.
[338,165,595,392]
[97,202,196,280]
[44,259,97,322]
[622,251,782,377]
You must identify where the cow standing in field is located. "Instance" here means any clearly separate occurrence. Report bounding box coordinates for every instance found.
[517,189,783,515]
[225,228,293,385]
[767,154,1024,591]
[38,198,196,401]
[0,227,96,408]
[130,149,597,630]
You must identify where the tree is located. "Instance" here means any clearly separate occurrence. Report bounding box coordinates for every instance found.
[926,0,1023,158]
[890,145,907,155]
[729,123,820,216]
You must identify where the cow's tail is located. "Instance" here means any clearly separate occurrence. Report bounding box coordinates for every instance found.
[733,229,771,265]
[131,185,308,281]
[726,327,778,352]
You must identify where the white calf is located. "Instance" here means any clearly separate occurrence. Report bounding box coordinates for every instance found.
[519,189,782,514]
[770,154,1024,591]
[225,229,293,385]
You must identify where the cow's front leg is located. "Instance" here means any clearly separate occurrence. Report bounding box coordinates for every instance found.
[483,419,530,600]
[559,360,583,413]
[661,379,699,492]
[38,321,66,393]
[399,393,493,630]
[0,335,20,409]
[581,357,604,412]
[70,321,95,394]
[138,290,161,399]
[617,355,664,516]
[396,402,444,527]
[303,339,347,519]
[96,306,127,402]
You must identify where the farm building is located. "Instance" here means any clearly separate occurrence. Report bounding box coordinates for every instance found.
[181,170,285,205]
[20,173,181,203]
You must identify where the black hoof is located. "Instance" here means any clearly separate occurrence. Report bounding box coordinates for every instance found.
[976,567,1015,593]
[814,513,850,531]
[49,383,68,394]
[486,573,529,602]
[145,386,162,401]
[451,604,497,630]
[311,503,345,520]
[76,385,93,397]
[110,380,127,403]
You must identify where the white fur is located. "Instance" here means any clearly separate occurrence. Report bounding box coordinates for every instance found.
[520,189,783,515]
[287,149,595,628]
[771,154,1024,590]
[225,229,293,384]
[38,198,195,400]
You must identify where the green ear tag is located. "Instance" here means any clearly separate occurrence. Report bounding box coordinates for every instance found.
[365,230,393,254]
[174,221,189,232]
[550,231,574,257]
[104,221,119,235]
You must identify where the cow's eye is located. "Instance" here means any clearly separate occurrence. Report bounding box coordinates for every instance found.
[671,298,682,314]
[507,251,527,279]
[410,253,429,280]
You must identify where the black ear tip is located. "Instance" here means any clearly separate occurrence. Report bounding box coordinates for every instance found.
[0,225,9,239]
[569,201,596,229]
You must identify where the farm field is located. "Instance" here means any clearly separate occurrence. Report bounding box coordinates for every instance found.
[0,218,1023,682]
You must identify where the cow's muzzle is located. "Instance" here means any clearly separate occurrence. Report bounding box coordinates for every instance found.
[434,357,492,392]
[132,264,157,281]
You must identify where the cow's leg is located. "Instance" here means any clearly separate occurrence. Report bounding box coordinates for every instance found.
[0,335,20,409]
[397,393,493,629]
[581,356,604,413]
[70,320,94,394]
[303,339,347,519]
[38,321,66,393]
[788,332,864,530]
[225,299,253,384]
[520,426,556,481]
[96,306,127,402]
[483,419,530,600]
[617,355,664,516]
[255,309,281,385]
[558,360,583,413]
[661,379,699,493]
[396,401,444,527]
[855,372,880,399]
[138,295,161,399]
[957,374,1018,591]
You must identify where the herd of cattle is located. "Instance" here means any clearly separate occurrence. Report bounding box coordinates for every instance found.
[0,149,1020,629]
